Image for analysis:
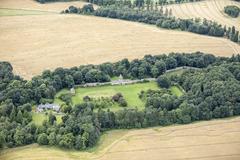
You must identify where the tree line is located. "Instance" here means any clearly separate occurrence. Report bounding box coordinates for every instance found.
[1,52,240,149]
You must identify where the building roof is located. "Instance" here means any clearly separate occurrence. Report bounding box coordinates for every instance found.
[37,103,60,111]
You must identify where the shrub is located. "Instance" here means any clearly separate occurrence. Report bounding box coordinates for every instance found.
[157,75,171,88]
[37,133,48,145]
[224,5,240,18]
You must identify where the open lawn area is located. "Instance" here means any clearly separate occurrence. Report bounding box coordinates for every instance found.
[55,82,183,111]
[32,112,62,126]
[170,86,184,97]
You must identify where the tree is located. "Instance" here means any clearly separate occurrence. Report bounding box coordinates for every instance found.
[48,132,57,146]
[155,60,166,75]
[165,57,177,69]
[73,71,83,84]
[157,75,171,88]
[37,133,48,145]
[16,110,23,123]
[14,128,25,146]
[48,112,56,125]
[59,133,75,149]
[0,132,5,149]
[119,97,128,107]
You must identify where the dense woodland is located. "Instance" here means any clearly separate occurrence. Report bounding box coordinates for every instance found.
[64,4,240,43]
[1,52,240,150]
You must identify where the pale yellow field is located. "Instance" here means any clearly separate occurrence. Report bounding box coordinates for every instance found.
[164,0,240,30]
[0,0,240,79]
[1,117,240,160]
[0,0,94,12]
[1,14,240,79]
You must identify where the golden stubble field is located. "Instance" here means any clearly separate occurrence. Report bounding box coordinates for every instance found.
[0,0,240,79]
[164,0,240,30]
[0,0,94,12]
[1,117,240,160]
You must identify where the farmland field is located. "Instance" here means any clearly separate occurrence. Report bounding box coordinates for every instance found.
[0,0,93,12]
[0,0,240,79]
[0,8,53,16]
[164,0,240,30]
[1,117,240,160]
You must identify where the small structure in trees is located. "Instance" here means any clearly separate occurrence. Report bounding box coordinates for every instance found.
[37,104,60,113]
[70,87,75,95]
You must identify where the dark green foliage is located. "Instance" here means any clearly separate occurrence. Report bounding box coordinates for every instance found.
[157,75,171,88]
[48,112,57,125]
[0,132,5,149]
[59,93,72,105]
[224,5,240,18]
[37,133,48,145]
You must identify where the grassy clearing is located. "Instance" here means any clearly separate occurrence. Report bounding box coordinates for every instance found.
[55,82,184,111]
[0,8,52,16]
[32,112,62,126]
[165,68,186,76]
[55,82,160,111]
[170,86,184,97]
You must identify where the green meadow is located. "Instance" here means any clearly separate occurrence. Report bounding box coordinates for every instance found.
[55,82,183,111]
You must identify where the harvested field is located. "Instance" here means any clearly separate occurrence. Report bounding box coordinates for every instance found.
[1,14,239,79]
[164,0,240,30]
[0,0,94,12]
[1,117,240,160]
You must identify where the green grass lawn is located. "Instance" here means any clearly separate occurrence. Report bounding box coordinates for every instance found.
[170,86,184,97]
[55,82,184,111]
[0,8,54,16]
[32,112,62,126]
[56,82,159,111]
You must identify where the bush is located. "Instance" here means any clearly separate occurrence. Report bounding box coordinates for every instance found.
[224,5,240,18]
[157,75,171,88]
[37,133,48,145]
[112,93,123,102]
[118,97,128,107]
